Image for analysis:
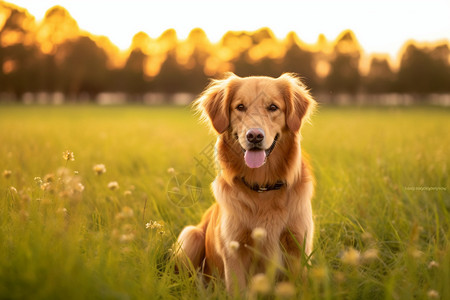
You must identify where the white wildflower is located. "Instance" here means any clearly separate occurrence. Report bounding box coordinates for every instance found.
[428,261,439,269]
[362,248,379,262]
[250,273,270,294]
[274,281,296,298]
[427,289,439,299]
[251,227,267,242]
[229,241,240,252]
[341,247,360,266]
[93,164,106,175]
[108,181,119,190]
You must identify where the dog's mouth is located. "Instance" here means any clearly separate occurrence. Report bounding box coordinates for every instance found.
[234,133,279,169]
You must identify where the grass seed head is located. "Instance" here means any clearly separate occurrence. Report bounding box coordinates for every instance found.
[57,207,68,216]
[43,173,55,183]
[311,266,327,280]
[34,177,43,185]
[362,232,373,242]
[116,207,134,220]
[146,220,164,230]
[119,233,135,243]
[62,150,75,161]
[408,247,423,259]
[334,271,346,283]
[40,182,52,191]
[75,182,85,192]
[121,207,134,218]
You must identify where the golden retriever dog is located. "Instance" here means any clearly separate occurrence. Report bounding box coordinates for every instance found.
[174,73,316,292]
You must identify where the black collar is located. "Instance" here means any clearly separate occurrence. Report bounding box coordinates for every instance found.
[241,177,286,193]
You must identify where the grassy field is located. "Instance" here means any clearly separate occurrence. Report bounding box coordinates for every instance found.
[0,105,449,299]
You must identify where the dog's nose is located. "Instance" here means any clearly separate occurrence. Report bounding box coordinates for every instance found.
[246,128,265,144]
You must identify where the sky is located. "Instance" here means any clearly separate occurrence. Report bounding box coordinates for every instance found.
[7,0,450,58]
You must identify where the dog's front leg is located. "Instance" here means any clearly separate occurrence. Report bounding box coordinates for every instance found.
[281,223,313,279]
[223,251,248,293]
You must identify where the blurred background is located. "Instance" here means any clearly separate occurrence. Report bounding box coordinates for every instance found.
[1,0,450,105]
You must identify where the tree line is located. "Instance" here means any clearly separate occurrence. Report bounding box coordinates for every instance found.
[1,3,450,102]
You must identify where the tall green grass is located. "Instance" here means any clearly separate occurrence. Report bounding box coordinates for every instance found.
[0,105,448,299]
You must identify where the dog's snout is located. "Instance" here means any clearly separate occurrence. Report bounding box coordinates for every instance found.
[246,128,265,144]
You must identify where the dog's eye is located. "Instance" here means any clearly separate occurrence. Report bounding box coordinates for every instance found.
[236,104,246,112]
[268,104,279,112]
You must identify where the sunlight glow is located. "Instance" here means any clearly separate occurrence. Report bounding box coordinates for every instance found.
[7,0,450,58]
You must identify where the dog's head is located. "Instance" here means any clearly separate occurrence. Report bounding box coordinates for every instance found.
[196,73,316,169]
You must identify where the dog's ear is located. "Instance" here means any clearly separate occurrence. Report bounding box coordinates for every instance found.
[195,73,239,134]
[278,73,317,132]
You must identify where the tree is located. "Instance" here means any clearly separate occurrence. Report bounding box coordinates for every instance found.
[281,32,318,90]
[0,3,39,99]
[233,28,282,77]
[151,50,193,94]
[397,43,450,93]
[364,57,395,93]
[56,36,108,99]
[121,49,148,97]
[35,6,79,54]
[325,30,361,93]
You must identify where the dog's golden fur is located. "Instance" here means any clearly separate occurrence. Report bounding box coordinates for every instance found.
[175,73,316,292]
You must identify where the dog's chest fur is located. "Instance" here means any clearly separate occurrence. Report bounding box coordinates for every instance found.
[213,178,296,250]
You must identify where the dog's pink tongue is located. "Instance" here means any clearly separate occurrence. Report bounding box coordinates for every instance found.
[244,150,266,168]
